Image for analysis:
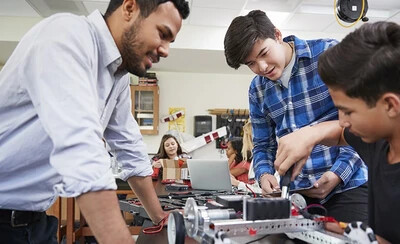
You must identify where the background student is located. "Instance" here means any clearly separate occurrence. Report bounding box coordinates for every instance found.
[152,134,191,167]
[151,134,191,179]
[274,21,400,244]
[230,120,262,194]
[226,137,251,183]
[224,10,368,223]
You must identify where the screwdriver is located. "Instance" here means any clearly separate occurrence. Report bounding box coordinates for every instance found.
[280,165,294,199]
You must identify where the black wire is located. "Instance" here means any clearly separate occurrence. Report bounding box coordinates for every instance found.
[244,234,270,244]
[305,204,328,217]
[298,204,328,220]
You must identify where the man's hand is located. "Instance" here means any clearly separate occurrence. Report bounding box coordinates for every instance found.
[128,176,165,224]
[299,171,341,199]
[259,173,280,196]
[155,210,170,226]
[274,126,317,180]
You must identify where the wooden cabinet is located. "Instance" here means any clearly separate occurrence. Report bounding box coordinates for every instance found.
[130,85,159,135]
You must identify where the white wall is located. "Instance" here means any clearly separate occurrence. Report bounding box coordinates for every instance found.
[142,71,255,159]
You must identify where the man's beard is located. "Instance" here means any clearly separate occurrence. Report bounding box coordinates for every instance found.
[121,19,147,77]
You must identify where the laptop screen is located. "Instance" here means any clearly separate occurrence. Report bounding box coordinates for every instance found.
[186,159,233,192]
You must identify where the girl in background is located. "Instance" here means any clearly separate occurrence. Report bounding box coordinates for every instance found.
[151,134,190,178]
[226,137,251,183]
[230,120,262,193]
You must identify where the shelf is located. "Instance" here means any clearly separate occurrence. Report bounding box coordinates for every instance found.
[135,110,154,113]
[139,125,154,130]
[136,113,154,119]
[130,85,159,135]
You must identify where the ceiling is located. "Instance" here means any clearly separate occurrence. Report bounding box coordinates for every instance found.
[1,0,400,74]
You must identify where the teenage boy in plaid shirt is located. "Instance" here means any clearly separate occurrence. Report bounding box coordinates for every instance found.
[224,10,368,223]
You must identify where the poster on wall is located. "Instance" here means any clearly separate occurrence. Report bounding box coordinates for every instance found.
[168,107,186,132]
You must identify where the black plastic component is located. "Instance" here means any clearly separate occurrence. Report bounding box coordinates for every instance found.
[194,115,212,137]
[351,222,358,228]
[216,195,244,212]
[345,226,351,234]
[298,208,313,219]
[368,233,377,242]
[280,165,294,190]
[245,198,290,220]
[215,232,228,241]
[164,205,180,211]
[165,184,189,191]
[202,234,215,244]
[336,0,368,23]
[360,222,367,231]
[227,209,238,219]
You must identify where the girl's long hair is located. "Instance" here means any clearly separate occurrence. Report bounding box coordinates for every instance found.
[154,134,183,159]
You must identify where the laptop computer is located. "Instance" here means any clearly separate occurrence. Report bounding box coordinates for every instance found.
[186,159,233,192]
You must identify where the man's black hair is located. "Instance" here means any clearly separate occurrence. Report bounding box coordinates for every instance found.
[224,10,276,69]
[318,21,400,107]
[104,0,190,20]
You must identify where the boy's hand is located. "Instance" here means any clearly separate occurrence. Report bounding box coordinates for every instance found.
[299,171,341,199]
[376,235,391,244]
[259,173,280,196]
[274,126,318,180]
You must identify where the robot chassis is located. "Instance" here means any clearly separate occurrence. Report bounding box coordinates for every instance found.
[167,195,377,244]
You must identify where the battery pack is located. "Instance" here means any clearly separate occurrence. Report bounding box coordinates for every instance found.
[216,195,246,212]
[244,198,290,220]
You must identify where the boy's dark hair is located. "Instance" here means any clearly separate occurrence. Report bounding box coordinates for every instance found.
[224,10,276,69]
[155,134,183,159]
[104,0,190,20]
[318,21,400,107]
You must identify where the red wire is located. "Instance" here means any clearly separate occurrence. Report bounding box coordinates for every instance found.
[245,184,256,198]
[142,214,169,234]
[304,203,325,211]
[314,216,338,223]
[128,200,142,206]
[304,203,328,216]
[300,203,338,223]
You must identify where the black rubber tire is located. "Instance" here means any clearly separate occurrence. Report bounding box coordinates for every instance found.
[169,211,185,244]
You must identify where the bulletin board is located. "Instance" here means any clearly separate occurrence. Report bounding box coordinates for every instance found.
[168,107,186,132]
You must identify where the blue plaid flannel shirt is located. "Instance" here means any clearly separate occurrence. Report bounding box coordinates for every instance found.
[250,35,368,203]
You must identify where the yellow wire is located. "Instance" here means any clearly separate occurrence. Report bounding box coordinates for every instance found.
[334,0,365,28]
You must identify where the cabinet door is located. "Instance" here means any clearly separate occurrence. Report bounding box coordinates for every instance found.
[130,85,159,135]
